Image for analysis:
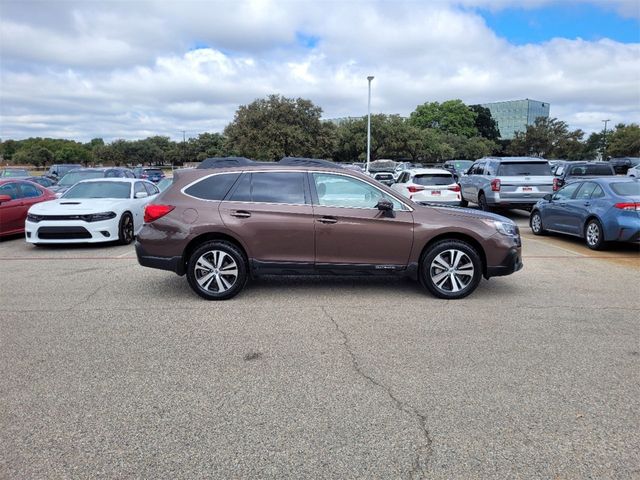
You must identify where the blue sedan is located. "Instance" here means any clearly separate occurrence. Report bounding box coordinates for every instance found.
[529,177,639,250]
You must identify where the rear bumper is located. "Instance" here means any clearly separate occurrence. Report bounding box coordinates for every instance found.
[485,247,523,278]
[487,191,551,208]
[135,242,184,275]
[417,200,462,207]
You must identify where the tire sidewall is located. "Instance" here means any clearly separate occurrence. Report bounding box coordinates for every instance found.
[118,213,134,245]
[420,240,482,299]
[530,211,545,235]
[478,193,489,211]
[585,219,605,250]
[186,241,248,300]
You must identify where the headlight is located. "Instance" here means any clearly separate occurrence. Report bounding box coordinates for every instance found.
[484,219,519,236]
[83,212,117,222]
[27,213,42,222]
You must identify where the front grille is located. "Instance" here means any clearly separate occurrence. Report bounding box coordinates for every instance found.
[37,226,92,240]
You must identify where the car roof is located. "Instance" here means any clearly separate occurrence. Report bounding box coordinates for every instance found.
[482,156,549,163]
[76,178,142,184]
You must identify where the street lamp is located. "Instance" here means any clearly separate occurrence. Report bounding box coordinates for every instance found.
[366,75,374,173]
[602,119,610,160]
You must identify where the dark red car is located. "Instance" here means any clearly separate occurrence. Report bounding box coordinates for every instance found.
[0,179,56,237]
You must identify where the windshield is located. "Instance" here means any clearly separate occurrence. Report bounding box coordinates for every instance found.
[144,169,163,175]
[413,174,454,186]
[450,161,473,170]
[497,162,551,176]
[63,181,131,199]
[610,182,640,197]
[568,164,614,176]
[2,169,29,177]
[59,170,104,186]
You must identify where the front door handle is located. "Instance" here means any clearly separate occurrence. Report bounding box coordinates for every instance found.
[230,210,251,218]
[318,216,337,224]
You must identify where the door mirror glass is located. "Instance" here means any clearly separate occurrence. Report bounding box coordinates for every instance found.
[0,194,12,203]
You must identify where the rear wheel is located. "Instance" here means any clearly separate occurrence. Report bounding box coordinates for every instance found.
[585,219,606,250]
[478,192,491,212]
[420,240,482,299]
[459,196,469,208]
[186,240,248,300]
[530,211,546,235]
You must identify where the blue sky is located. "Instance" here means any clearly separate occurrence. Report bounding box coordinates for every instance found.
[479,3,640,44]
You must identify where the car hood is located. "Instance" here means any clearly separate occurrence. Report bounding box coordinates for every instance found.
[416,204,515,225]
[29,198,128,215]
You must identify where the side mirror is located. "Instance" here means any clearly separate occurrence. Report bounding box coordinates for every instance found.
[134,191,148,199]
[0,194,12,203]
[376,198,395,218]
[543,194,552,201]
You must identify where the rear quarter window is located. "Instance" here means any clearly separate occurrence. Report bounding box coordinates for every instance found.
[184,173,240,201]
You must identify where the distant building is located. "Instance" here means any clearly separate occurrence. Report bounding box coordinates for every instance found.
[324,116,363,125]
[480,99,550,140]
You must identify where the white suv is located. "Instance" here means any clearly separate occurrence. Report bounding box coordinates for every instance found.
[391,168,462,206]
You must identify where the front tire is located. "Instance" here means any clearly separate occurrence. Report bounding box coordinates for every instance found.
[530,211,546,235]
[118,212,134,245]
[186,241,248,300]
[585,219,606,250]
[420,240,482,299]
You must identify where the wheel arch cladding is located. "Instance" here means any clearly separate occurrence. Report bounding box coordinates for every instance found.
[182,232,248,270]
[420,233,487,276]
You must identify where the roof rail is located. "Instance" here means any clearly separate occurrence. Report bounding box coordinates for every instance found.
[197,157,257,169]
[279,157,342,169]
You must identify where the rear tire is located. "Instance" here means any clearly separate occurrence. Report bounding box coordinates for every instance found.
[584,218,606,250]
[186,240,248,300]
[478,192,491,212]
[530,211,546,236]
[459,196,469,208]
[420,240,482,299]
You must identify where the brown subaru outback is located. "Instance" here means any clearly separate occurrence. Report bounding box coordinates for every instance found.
[136,157,522,300]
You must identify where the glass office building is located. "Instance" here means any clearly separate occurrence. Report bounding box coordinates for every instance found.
[480,99,550,140]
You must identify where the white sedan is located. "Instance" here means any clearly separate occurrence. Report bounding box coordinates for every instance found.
[391,168,462,206]
[25,178,159,245]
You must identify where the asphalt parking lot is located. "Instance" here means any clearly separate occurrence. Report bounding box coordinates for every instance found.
[1,210,639,479]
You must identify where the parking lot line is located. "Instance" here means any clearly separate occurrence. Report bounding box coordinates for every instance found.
[523,236,586,257]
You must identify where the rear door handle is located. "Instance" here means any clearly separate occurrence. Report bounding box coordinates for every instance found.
[318,216,337,224]
[230,210,251,218]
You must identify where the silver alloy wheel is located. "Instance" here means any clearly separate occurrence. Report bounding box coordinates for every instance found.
[194,250,239,293]
[531,213,542,232]
[586,222,600,246]
[429,249,475,293]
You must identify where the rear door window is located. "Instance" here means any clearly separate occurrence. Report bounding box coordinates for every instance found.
[575,182,597,200]
[184,173,241,201]
[250,172,306,204]
[498,162,551,176]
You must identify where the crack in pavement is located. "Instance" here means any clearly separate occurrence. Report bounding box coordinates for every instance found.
[322,306,433,479]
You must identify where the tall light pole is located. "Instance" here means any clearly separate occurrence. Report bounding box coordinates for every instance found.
[602,119,610,160]
[366,75,374,173]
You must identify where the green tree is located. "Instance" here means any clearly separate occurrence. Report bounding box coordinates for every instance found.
[409,99,478,138]
[469,105,500,141]
[507,117,584,159]
[12,146,54,167]
[606,123,640,158]
[225,95,334,160]
[56,144,91,164]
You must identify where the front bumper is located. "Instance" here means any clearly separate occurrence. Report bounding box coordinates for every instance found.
[485,247,523,278]
[25,219,118,244]
[135,242,184,275]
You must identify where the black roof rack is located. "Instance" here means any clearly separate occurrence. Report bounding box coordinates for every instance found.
[279,157,342,169]
[197,157,258,169]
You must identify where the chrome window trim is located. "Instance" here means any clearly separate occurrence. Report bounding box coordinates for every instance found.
[180,169,414,211]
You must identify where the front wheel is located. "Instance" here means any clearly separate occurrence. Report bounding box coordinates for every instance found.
[420,240,482,299]
[118,212,134,245]
[530,211,546,235]
[186,241,248,300]
[585,219,606,250]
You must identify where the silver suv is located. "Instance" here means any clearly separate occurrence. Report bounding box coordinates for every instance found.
[459,157,554,211]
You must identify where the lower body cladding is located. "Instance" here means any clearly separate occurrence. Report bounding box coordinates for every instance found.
[25,219,119,244]
[135,242,523,280]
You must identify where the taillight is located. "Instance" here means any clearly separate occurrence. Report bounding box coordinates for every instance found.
[614,202,640,211]
[144,204,175,223]
[490,179,501,192]
[553,178,560,191]
[141,174,148,178]
[407,185,425,193]
[448,184,461,192]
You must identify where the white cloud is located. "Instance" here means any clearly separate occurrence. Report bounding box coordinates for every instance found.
[0,0,638,141]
